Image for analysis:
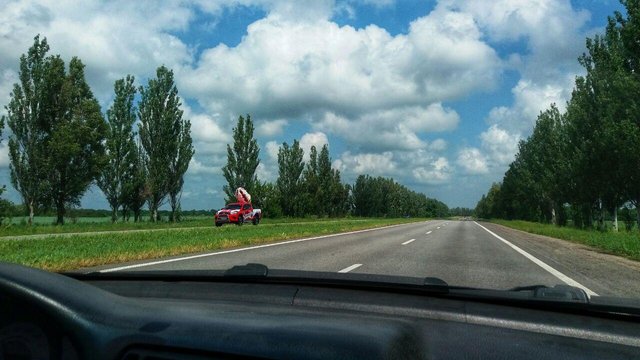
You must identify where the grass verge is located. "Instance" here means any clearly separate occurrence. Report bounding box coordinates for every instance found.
[491,219,640,261]
[0,218,424,271]
[0,216,368,237]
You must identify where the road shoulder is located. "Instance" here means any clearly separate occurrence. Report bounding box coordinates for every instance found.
[480,222,640,298]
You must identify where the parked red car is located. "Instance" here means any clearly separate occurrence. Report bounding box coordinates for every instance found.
[215,202,262,227]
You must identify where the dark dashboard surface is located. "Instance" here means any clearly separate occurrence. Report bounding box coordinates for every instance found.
[1,263,639,359]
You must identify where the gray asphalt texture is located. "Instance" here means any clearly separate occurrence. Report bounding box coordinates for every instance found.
[97,220,640,297]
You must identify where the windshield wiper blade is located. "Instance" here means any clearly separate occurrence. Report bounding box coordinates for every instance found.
[223,263,451,294]
[224,263,269,278]
[509,284,589,303]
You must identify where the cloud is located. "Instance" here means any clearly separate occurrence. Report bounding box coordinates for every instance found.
[333,151,395,176]
[316,103,459,151]
[187,158,220,175]
[445,0,589,81]
[456,147,489,174]
[265,140,280,162]
[256,119,288,137]
[480,124,521,168]
[486,78,573,133]
[0,1,196,106]
[299,132,329,160]
[428,138,447,152]
[256,162,276,182]
[0,142,9,168]
[412,157,452,184]
[179,5,500,121]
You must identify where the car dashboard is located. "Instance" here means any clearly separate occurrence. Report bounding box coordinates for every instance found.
[1,263,639,359]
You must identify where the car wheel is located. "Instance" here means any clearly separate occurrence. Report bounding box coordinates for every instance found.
[252,217,259,225]
[237,217,244,226]
[215,222,222,227]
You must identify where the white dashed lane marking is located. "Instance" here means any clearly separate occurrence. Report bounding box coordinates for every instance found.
[402,239,416,245]
[338,264,363,273]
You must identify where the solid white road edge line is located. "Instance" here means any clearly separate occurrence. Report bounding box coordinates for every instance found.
[338,264,363,273]
[98,222,417,273]
[402,239,416,245]
[473,221,598,297]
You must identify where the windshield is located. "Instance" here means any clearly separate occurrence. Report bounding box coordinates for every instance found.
[1,0,640,304]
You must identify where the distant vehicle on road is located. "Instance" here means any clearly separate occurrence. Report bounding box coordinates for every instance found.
[215,202,261,227]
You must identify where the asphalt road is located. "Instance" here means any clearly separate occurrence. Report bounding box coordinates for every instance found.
[96,220,640,298]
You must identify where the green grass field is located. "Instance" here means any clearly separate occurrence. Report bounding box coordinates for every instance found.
[0,218,424,271]
[492,219,640,261]
[0,216,213,237]
[0,216,374,237]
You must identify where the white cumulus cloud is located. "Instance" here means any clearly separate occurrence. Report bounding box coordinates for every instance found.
[299,132,329,160]
[412,157,452,184]
[333,151,396,176]
[456,147,489,174]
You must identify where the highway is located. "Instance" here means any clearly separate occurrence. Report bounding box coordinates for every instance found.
[96,220,640,298]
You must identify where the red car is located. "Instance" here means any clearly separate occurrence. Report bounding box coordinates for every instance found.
[215,202,262,227]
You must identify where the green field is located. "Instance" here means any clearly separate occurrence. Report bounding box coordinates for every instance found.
[0,218,424,271]
[0,216,387,237]
[492,220,640,261]
[0,216,212,237]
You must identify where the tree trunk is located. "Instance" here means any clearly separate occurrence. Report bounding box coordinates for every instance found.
[56,200,65,225]
[598,199,605,231]
[28,200,34,226]
[111,208,118,223]
[613,206,618,232]
[637,206,640,233]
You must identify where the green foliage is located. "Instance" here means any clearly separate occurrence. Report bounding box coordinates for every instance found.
[122,144,148,222]
[449,207,474,217]
[98,75,138,223]
[167,107,194,222]
[139,66,192,222]
[352,175,448,218]
[477,1,640,231]
[252,181,282,218]
[222,115,260,202]
[5,36,107,225]
[277,140,304,216]
[301,145,320,215]
[45,57,108,225]
[4,35,51,224]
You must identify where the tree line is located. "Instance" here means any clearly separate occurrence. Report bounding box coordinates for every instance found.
[1,36,193,224]
[220,115,449,218]
[1,36,452,225]
[476,1,640,232]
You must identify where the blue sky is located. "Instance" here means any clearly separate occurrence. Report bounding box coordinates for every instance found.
[0,0,624,210]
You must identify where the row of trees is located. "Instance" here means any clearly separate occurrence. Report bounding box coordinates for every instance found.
[352,175,449,218]
[476,1,640,231]
[3,36,449,223]
[2,36,193,224]
[221,115,349,217]
[221,115,448,218]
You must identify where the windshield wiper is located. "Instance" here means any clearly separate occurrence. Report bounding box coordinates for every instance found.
[509,284,589,303]
[223,263,450,294]
[70,264,640,317]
